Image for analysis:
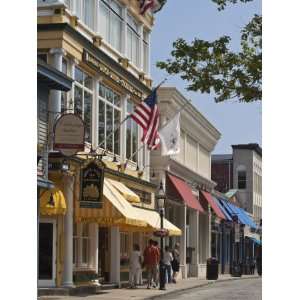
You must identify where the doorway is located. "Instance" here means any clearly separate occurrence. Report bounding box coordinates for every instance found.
[98,227,109,282]
[38,219,56,287]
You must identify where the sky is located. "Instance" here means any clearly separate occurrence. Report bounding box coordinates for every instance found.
[150,0,262,154]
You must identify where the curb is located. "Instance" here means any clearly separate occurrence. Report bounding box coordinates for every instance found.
[145,276,260,300]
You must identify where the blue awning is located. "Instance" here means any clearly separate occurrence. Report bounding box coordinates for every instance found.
[249,237,262,245]
[213,196,232,221]
[217,198,258,230]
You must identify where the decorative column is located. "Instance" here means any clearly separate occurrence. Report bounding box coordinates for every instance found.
[179,205,187,279]
[190,210,199,277]
[48,48,65,150]
[89,223,99,273]
[110,226,120,286]
[62,174,75,287]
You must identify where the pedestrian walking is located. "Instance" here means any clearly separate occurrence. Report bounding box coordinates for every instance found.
[129,244,142,288]
[153,240,160,287]
[163,245,173,283]
[143,239,160,289]
[171,242,180,283]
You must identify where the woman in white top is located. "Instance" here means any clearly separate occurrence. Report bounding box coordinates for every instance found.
[163,246,173,283]
[129,244,142,288]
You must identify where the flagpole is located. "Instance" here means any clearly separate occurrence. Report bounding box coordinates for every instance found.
[159,98,192,132]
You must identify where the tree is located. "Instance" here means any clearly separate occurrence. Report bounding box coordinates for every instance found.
[156,0,261,103]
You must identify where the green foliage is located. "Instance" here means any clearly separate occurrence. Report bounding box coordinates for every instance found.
[156,2,261,103]
[212,0,254,11]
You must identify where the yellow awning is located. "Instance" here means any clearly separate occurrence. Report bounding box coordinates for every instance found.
[132,207,182,236]
[75,179,147,228]
[107,178,140,203]
[40,188,67,216]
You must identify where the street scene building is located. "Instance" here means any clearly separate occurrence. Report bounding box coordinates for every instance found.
[37,0,262,297]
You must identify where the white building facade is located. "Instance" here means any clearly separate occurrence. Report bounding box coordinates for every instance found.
[151,87,221,278]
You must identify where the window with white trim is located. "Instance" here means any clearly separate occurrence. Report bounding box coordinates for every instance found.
[98,82,121,155]
[98,0,122,53]
[127,13,140,67]
[83,0,95,30]
[73,223,91,268]
[74,66,93,143]
[143,29,149,74]
[126,100,138,162]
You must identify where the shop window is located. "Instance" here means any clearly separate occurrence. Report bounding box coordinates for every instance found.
[143,30,149,74]
[126,100,138,162]
[127,13,140,67]
[98,0,122,53]
[73,223,91,268]
[238,170,247,189]
[120,232,129,267]
[74,66,93,143]
[98,82,121,155]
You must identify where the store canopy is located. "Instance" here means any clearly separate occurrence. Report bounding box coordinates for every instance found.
[249,237,262,245]
[218,199,258,229]
[40,188,67,216]
[200,191,225,220]
[75,178,147,227]
[106,178,140,203]
[133,207,182,236]
[213,197,232,221]
[167,173,204,213]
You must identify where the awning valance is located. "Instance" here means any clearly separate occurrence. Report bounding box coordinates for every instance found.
[40,188,67,216]
[106,178,140,203]
[132,207,182,236]
[213,196,232,221]
[167,173,204,213]
[200,191,225,220]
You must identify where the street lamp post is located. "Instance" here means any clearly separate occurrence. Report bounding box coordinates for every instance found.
[156,182,166,290]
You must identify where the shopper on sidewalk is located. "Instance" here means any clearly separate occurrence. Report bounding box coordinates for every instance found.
[129,244,142,289]
[163,246,173,283]
[171,242,180,283]
[153,240,160,287]
[143,239,160,289]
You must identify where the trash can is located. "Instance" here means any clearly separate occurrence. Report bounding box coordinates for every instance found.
[206,257,219,280]
[231,262,242,277]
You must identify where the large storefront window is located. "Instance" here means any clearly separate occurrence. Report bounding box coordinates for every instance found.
[98,82,121,154]
[126,100,138,162]
[74,66,93,143]
[127,14,140,67]
[99,0,122,53]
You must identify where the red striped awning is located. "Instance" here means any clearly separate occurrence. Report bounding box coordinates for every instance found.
[167,174,204,213]
[200,191,226,220]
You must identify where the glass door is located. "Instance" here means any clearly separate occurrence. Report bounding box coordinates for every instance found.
[38,219,56,287]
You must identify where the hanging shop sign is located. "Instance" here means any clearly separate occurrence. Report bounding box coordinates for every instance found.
[53,114,85,156]
[82,49,143,99]
[153,228,169,238]
[80,161,104,208]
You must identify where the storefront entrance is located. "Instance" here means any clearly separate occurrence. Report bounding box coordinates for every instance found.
[38,219,56,287]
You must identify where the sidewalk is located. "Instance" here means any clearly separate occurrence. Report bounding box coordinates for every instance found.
[38,274,259,300]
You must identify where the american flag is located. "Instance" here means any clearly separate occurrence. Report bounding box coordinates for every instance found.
[131,89,160,150]
[138,0,167,15]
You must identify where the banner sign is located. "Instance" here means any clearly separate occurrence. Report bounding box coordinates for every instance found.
[53,114,85,156]
[80,161,104,208]
[82,49,143,99]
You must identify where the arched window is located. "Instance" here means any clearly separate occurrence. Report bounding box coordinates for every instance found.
[237,165,247,189]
